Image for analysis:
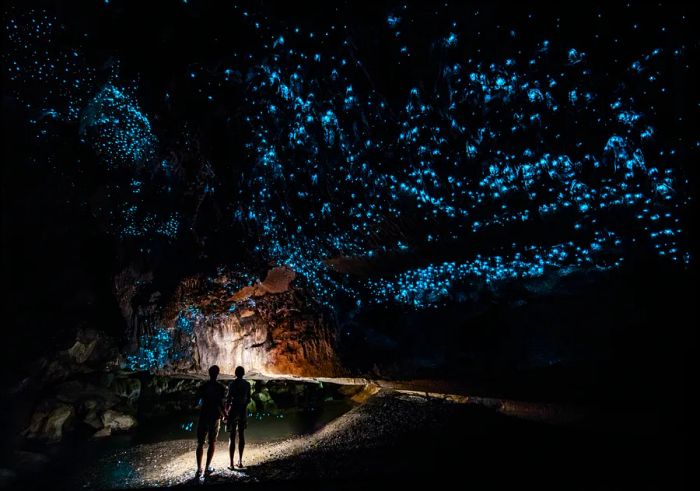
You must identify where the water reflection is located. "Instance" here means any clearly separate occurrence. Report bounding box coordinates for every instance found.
[71,397,353,489]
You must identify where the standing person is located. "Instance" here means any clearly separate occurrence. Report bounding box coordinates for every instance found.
[194,365,227,478]
[226,366,252,469]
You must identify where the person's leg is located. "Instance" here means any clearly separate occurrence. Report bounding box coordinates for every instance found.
[205,441,216,470]
[196,443,204,473]
[196,419,206,473]
[237,420,245,466]
[205,420,220,472]
[228,427,236,468]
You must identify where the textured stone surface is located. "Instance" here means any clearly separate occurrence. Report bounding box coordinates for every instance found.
[186,296,343,377]
[101,409,138,431]
[226,266,296,301]
[110,377,141,403]
[123,267,345,378]
[83,409,104,430]
[258,267,296,294]
[66,338,97,364]
[24,401,74,442]
[92,427,112,438]
[113,267,157,352]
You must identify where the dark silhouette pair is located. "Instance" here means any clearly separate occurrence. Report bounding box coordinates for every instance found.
[194,365,252,477]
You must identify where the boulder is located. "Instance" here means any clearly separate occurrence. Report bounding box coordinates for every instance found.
[78,397,101,414]
[79,399,104,429]
[101,409,137,432]
[60,328,120,369]
[338,385,364,398]
[92,427,112,438]
[349,384,381,404]
[24,401,74,442]
[43,403,74,441]
[246,399,257,414]
[24,402,53,438]
[65,338,97,364]
[252,388,278,412]
[253,388,272,404]
[84,410,103,430]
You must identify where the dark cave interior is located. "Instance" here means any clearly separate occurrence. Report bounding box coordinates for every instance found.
[0,1,696,489]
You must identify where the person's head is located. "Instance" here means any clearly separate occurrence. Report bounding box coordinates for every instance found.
[208,365,220,380]
[235,366,245,379]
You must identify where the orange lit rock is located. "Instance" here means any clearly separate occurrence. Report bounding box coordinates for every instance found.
[159,267,344,378]
[257,266,296,294]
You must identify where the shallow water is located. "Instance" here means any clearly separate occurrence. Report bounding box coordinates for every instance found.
[47,399,352,489]
[137,400,352,444]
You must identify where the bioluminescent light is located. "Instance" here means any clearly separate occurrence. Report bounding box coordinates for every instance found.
[3,4,692,315]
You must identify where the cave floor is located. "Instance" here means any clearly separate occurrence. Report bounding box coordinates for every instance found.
[51,390,684,490]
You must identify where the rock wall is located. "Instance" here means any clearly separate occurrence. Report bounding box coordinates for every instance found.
[191,313,269,375]
[120,266,345,378]
[189,298,342,377]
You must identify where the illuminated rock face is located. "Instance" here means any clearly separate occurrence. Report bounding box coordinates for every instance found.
[192,314,268,376]
[122,267,344,377]
[190,306,342,377]
[194,267,343,376]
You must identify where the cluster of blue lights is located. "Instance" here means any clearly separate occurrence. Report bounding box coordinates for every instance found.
[3,5,693,314]
[175,306,202,335]
[125,326,172,371]
[125,306,202,371]
[3,11,95,125]
[80,83,157,168]
[117,205,180,240]
[232,8,690,308]
[368,232,622,308]
[4,11,183,242]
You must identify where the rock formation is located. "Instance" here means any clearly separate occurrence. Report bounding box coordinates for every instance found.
[120,266,345,378]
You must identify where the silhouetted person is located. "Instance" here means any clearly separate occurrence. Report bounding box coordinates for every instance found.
[194,365,226,477]
[226,366,252,469]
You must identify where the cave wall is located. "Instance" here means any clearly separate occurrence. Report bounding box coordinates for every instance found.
[118,266,344,378]
[186,305,341,377]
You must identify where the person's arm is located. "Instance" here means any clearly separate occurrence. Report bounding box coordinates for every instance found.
[224,383,233,416]
[225,383,232,406]
[246,381,252,406]
[194,383,203,408]
[219,384,227,419]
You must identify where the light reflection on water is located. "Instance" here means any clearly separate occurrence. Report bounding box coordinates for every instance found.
[136,400,351,444]
[68,399,352,489]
